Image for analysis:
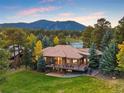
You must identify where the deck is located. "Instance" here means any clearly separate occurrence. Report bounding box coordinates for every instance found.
[46,64,88,71]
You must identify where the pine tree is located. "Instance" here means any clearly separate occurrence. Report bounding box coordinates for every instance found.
[82,26,94,48]
[99,42,118,74]
[92,18,111,48]
[115,17,124,43]
[22,47,32,69]
[100,30,112,51]
[42,36,51,48]
[37,57,46,72]
[88,43,99,69]
[37,33,43,41]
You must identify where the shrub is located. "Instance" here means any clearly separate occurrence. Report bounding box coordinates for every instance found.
[37,57,46,72]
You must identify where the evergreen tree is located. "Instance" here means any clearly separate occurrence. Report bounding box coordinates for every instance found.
[100,30,112,51]
[99,42,118,74]
[82,26,94,48]
[42,36,51,48]
[37,57,46,72]
[114,17,124,43]
[92,18,111,49]
[89,43,99,69]
[37,33,43,41]
[22,47,32,69]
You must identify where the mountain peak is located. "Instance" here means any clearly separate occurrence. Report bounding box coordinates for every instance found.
[0,20,86,31]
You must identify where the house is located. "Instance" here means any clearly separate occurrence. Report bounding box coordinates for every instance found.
[70,42,83,48]
[9,45,24,69]
[43,45,102,72]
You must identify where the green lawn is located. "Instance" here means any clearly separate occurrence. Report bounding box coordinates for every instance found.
[0,70,120,93]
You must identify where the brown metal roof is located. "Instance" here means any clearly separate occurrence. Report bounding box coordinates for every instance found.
[43,45,102,59]
[79,48,102,56]
[43,45,83,59]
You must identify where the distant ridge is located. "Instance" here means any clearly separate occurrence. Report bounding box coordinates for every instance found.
[0,20,86,31]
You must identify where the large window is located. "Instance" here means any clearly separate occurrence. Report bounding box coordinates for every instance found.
[73,59,78,63]
[55,57,62,65]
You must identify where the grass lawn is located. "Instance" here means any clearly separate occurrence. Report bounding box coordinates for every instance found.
[0,70,121,93]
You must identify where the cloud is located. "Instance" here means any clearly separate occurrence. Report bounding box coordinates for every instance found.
[51,12,105,26]
[17,6,60,16]
[6,6,61,23]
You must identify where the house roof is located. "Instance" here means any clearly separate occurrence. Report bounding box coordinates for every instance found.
[43,45,83,59]
[8,45,24,58]
[79,48,102,56]
[43,45,102,59]
[8,45,24,51]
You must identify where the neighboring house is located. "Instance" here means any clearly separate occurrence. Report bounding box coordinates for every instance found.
[43,45,102,72]
[70,42,83,48]
[9,45,24,69]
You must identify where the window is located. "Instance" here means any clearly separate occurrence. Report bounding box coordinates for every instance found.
[73,60,77,63]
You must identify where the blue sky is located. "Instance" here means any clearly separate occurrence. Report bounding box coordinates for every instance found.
[0,0,124,27]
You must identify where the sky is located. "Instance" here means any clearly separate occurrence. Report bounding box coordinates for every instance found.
[0,0,124,27]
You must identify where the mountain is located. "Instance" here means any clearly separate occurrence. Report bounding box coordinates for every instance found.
[0,20,86,31]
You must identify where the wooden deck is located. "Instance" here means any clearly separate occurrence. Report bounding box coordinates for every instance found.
[46,64,88,71]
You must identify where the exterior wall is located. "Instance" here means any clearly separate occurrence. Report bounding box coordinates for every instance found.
[10,55,21,69]
[45,57,89,71]
[45,56,88,66]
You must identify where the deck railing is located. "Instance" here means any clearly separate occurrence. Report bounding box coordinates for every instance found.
[46,64,88,71]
